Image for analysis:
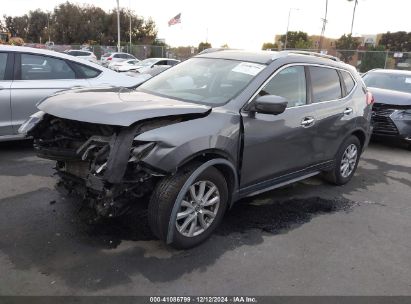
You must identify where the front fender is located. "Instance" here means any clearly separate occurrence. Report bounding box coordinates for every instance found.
[135,109,241,173]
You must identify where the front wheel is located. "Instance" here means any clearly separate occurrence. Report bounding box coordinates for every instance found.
[322,135,361,185]
[148,164,228,249]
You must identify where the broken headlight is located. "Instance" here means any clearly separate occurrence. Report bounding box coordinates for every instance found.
[393,109,411,120]
[18,111,45,134]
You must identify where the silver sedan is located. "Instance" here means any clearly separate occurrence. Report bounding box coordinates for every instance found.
[0,45,148,141]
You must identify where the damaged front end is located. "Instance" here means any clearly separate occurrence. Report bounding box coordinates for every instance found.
[28,114,180,218]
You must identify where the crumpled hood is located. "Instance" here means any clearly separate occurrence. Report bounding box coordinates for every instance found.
[368,87,411,106]
[38,87,211,126]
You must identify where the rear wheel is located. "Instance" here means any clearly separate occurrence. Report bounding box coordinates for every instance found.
[323,135,361,185]
[148,164,228,249]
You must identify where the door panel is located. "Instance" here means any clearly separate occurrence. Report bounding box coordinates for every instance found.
[0,52,12,136]
[0,81,12,136]
[10,79,88,132]
[240,65,314,188]
[240,106,322,188]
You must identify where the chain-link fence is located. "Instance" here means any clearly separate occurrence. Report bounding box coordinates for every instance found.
[22,43,411,72]
[24,43,168,60]
[285,49,411,72]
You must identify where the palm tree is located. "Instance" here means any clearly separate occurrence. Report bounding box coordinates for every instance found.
[348,0,358,36]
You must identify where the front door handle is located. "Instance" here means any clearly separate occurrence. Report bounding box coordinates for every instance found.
[301,117,315,127]
[343,108,353,115]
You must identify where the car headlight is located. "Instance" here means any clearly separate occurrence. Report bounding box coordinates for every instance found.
[392,109,411,120]
[18,111,45,134]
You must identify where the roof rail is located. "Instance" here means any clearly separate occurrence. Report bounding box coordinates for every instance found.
[279,50,340,62]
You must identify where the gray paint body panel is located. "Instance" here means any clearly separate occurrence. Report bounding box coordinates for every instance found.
[38,88,211,126]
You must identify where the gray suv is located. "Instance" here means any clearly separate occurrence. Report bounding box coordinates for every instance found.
[22,50,373,248]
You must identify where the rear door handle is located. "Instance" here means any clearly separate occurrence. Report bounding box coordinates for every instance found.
[343,108,353,115]
[301,117,315,127]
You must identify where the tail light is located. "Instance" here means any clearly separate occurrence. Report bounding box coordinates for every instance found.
[366,91,374,105]
[107,57,112,61]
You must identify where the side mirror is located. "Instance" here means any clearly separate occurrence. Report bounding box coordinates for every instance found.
[251,95,288,115]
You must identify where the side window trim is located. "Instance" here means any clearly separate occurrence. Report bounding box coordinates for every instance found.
[304,65,312,104]
[14,52,21,81]
[337,70,347,97]
[2,52,14,81]
[243,63,359,112]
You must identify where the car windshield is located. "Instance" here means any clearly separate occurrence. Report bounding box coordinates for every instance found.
[363,72,411,93]
[137,57,266,105]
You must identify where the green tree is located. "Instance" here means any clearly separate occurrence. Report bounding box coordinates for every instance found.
[3,15,29,38]
[335,34,360,62]
[280,31,309,49]
[379,31,411,52]
[3,1,158,45]
[295,38,312,49]
[359,45,386,73]
[198,41,212,52]
[26,9,49,43]
[261,42,277,50]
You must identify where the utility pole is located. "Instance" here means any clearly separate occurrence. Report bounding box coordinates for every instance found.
[319,0,328,51]
[116,0,121,52]
[350,0,358,36]
[47,13,51,43]
[129,0,132,51]
[284,8,299,50]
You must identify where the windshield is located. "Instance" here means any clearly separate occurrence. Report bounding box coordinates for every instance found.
[363,72,411,94]
[137,57,266,105]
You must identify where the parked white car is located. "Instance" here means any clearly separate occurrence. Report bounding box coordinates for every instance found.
[130,58,180,73]
[100,52,137,67]
[0,45,147,141]
[109,59,140,72]
[65,50,98,63]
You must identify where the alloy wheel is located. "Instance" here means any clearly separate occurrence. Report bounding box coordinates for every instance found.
[340,144,358,178]
[175,180,220,237]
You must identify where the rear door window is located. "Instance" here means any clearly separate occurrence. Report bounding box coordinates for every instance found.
[21,53,75,80]
[309,66,342,102]
[71,62,101,79]
[341,70,355,95]
[0,53,8,80]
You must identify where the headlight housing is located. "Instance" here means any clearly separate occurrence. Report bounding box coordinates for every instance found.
[18,111,45,135]
[392,109,411,120]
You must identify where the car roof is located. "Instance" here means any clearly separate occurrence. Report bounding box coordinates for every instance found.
[0,45,102,69]
[196,50,276,64]
[196,49,355,71]
[67,50,92,54]
[367,69,411,76]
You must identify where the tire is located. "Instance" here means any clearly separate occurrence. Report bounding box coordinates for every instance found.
[148,163,228,249]
[322,135,361,185]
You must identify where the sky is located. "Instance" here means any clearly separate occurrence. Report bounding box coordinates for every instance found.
[2,0,411,49]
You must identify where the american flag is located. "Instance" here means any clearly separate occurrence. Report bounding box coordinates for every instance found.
[168,13,181,26]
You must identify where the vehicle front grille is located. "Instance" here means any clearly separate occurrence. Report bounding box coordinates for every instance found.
[371,103,399,136]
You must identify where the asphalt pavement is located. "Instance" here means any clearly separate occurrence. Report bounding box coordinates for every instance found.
[0,140,410,295]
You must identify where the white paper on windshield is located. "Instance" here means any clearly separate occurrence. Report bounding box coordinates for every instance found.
[405,77,411,84]
[232,62,265,76]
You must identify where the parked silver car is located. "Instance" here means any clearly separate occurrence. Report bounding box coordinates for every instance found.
[0,45,146,141]
[65,49,98,63]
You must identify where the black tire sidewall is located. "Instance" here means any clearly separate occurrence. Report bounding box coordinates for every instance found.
[334,136,361,185]
[171,167,228,249]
